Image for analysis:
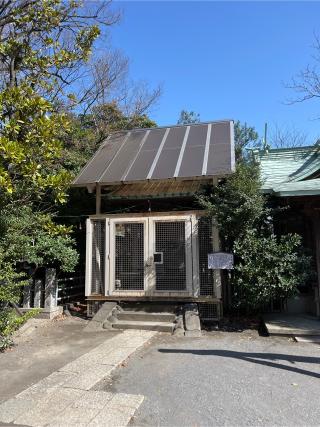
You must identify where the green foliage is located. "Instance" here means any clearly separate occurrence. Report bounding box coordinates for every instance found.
[233,231,311,310]
[0,307,39,352]
[0,263,28,304]
[198,161,265,251]
[0,260,39,351]
[0,205,77,350]
[63,103,157,173]
[177,110,200,125]
[198,122,312,312]
[0,0,102,99]
[0,205,78,272]
[234,120,259,161]
[0,0,100,345]
[0,84,72,203]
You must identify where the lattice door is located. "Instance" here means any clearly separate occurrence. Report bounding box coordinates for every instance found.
[114,222,145,291]
[154,221,187,291]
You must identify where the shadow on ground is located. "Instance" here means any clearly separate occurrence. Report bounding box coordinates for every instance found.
[158,348,320,379]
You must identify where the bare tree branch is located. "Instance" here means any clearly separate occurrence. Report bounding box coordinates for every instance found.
[285,34,320,106]
[270,124,308,148]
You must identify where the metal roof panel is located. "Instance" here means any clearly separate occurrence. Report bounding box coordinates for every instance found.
[73,120,235,186]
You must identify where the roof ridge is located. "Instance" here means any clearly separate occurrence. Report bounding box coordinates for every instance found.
[108,119,234,134]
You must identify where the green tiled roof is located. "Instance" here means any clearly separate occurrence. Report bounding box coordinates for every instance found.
[258,145,320,196]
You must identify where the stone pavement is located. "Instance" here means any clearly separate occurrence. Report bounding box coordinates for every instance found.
[264,313,320,336]
[0,330,156,427]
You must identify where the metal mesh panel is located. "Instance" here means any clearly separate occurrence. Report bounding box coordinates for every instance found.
[115,223,144,290]
[155,221,186,291]
[91,220,105,295]
[87,301,103,318]
[199,303,219,321]
[198,217,215,296]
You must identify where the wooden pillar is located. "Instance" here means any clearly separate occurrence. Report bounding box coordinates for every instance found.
[212,177,223,317]
[96,184,101,215]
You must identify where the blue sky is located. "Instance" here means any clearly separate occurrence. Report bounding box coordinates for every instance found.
[108,1,320,144]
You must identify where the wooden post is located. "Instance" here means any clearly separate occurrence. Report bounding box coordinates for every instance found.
[212,178,223,317]
[96,184,101,215]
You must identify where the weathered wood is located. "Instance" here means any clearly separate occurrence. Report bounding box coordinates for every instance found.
[86,295,221,303]
[95,184,101,215]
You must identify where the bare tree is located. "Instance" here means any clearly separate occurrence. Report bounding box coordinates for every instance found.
[120,80,162,118]
[270,124,308,148]
[286,35,320,106]
[78,49,162,115]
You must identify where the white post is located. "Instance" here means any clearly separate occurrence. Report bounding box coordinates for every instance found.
[211,178,221,297]
[85,218,93,297]
[44,268,57,309]
[191,215,200,297]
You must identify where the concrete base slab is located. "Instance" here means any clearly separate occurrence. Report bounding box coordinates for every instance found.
[264,314,320,336]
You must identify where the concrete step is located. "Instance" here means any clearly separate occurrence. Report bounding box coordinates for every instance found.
[112,320,175,333]
[117,311,176,323]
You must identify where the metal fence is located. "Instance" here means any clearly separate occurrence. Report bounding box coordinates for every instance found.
[57,275,85,305]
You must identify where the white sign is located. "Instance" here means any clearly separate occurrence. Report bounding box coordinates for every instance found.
[208,252,234,270]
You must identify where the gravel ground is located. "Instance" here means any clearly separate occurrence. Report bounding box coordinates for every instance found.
[96,330,320,427]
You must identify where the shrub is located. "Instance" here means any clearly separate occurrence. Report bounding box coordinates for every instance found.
[198,160,313,313]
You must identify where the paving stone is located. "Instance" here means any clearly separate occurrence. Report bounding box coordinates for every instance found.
[72,390,114,410]
[99,348,135,366]
[89,337,127,354]
[0,398,30,424]
[16,372,77,401]
[59,356,113,374]
[63,365,115,391]
[88,403,138,427]
[14,387,84,426]
[109,393,144,409]
[2,330,152,427]
[48,406,101,426]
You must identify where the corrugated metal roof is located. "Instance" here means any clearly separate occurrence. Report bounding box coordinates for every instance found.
[73,120,235,186]
[258,145,320,196]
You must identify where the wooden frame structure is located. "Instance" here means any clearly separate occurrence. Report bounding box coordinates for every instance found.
[85,210,221,304]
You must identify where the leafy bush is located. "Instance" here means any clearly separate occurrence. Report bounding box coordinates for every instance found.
[0,206,78,350]
[198,160,313,313]
[233,231,311,311]
[0,262,39,351]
